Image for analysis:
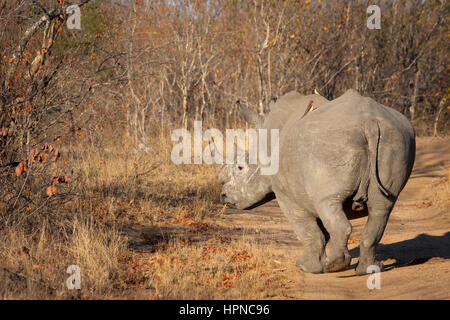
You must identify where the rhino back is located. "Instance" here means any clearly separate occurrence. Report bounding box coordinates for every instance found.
[273,89,415,211]
[289,89,413,138]
[263,91,329,132]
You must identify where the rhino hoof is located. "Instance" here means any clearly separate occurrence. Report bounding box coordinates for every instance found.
[323,252,352,273]
[296,255,323,274]
[355,260,385,276]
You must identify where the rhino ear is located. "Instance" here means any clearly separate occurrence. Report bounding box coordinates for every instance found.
[269,97,277,111]
[237,101,265,128]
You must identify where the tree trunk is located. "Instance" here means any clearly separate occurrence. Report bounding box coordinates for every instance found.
[409,68,421,121]
[256,53,265,115]
[182,88,188,129]
[433,96,447,137]
[267,49,272,105]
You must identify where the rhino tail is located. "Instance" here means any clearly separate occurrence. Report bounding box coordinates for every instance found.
[364,119,393,198]
[352,119,392,210]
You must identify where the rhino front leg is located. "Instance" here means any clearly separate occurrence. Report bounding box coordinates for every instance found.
[314,200,352,273]
[277,195,326,274]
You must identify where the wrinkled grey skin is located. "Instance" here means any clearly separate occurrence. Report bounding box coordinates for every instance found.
[219,89,415,275]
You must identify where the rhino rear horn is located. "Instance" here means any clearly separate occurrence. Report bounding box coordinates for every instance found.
[237,101,265,128]
[269,97,277,111]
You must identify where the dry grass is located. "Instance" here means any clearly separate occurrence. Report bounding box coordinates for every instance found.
[0,132,290,299]
[122,237,292,299]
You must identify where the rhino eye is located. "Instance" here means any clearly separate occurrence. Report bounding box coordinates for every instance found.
[238,166,243,171]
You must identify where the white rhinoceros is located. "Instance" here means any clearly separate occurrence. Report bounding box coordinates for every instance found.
[218,89,415,275]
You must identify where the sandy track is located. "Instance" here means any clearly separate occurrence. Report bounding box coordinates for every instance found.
[218,137,450,299]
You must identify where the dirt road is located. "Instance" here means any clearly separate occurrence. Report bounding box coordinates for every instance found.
[218,137,450,299]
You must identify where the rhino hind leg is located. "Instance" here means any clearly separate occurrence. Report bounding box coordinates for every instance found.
[355,198,395,275]
[277,195,326,273]
[314,200,353,273]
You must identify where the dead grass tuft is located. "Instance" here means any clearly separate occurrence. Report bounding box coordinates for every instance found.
[0,133,291,299]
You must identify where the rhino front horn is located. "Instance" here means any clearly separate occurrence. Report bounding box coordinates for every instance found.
[237,100,265,128]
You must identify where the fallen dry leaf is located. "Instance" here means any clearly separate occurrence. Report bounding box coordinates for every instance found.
[46,186,56,197]
[51,176,70,186]
[15,162,24,176]
[51,149,59,162]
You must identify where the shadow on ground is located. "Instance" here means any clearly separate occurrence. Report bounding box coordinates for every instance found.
[121,219,271,253]
[349,232,450,269]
